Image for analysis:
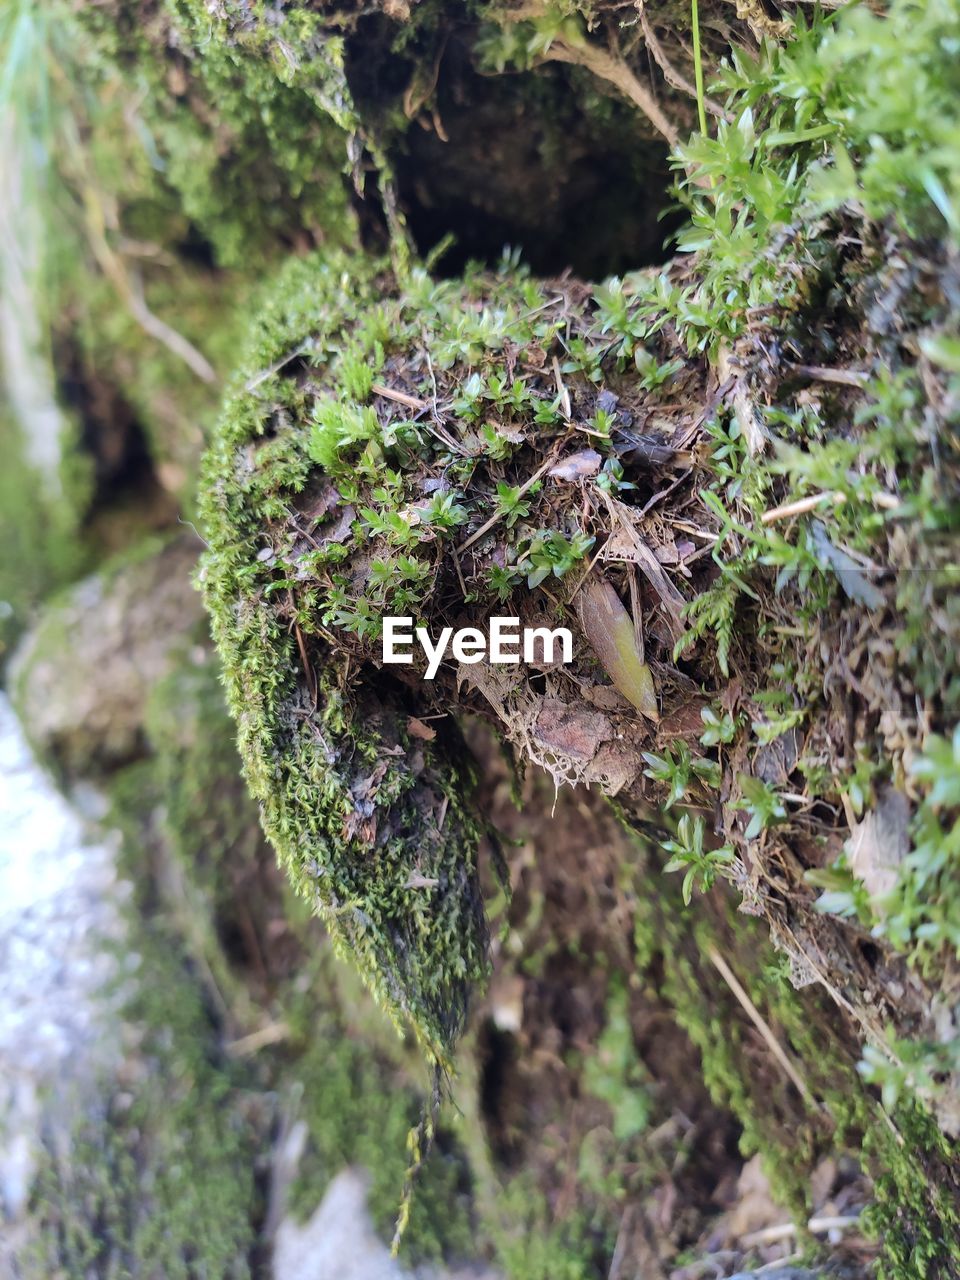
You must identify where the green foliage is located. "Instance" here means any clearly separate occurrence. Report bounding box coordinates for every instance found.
[661,815,734,905]
[494,480,536,529]
[859,1031,960,1115]
[309,400,382,477]
[733,775,787,840]
[286,980,476,1263]
[675,571,742,677]
[873,729,960,963]
[27,922,258,1279]
[699,704,739,747]
[518,528,595,589]
[642,740,720,808]
[200,252,518,1061]
[582,981,651,1140]
[488,1176,610,1280]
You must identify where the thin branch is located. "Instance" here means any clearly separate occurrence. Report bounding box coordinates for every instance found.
[545,39,681,148]
[83,187,216,384]
[637,2,731,121]
[707,946,816,1108]
[458,452,560,553]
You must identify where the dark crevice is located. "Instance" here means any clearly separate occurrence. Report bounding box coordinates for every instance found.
[345,19,681,279]
[52,335,177,534]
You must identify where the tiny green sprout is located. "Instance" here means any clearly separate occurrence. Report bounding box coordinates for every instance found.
[734,775,788,840]
[480,422,516,462]
[309,399,380,475]
[485,563,522,602]
[423,492,470,531]
[590,408,615,440]
[533,394,563,426]
[807,861,873,925]
[338,339,384,402]
[634,349,685,392]
[519,528,595,589]
[911,726,960,810]
[662,815,734,905]
[699,705,739,747]
[359,506,424,548]
[594,458,633,494]
[494,480,537,529]
[859,1032,960,1115]
[642,741,720,808]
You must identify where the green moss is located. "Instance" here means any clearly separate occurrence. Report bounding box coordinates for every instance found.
[71,0,357,271]
[487,1176,611,1280]
[281,958,478,1264]
[199,251,549,1061]
[0,408,90,663]
[26,916,260,1280]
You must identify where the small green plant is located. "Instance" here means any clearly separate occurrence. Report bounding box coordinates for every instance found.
[807,860,874,926]
[911,727,960,809]
[675,571,745,677]
[309,399,381,476]
[359,505,425,549]
[662,814,735,905]
[733,775,787,840]
[518,529,594,589]
[485,563,522,602]
[642,741,720,808]
[859,1031,960,1114]
[699,705,739,747]
[422,492,470,531]
[494,480,536,529]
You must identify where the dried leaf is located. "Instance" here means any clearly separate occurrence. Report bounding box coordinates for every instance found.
[578,578,659,721]
[406,716,437,741]
[809,520,884,609]
[847,786,910,904]
[549,449,602,482]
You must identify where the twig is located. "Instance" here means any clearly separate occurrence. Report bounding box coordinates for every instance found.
[707,946,816,1107]
[761,491,841,524]
[544,39,681,147]
[225,1022,291,1057]
[83,188,216,384]
[636,2,730,120]
[246,341,310,391]
[371,382,428,412]
[790,363,871,388]
[457,453,559,553]
[741,1214,862,1248]
[761,488,900,525]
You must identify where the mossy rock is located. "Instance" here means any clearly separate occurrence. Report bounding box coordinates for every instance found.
[11,535,206,775]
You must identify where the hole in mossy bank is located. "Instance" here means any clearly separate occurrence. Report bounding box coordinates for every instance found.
[346,23,682,278]
[53,335,178,544]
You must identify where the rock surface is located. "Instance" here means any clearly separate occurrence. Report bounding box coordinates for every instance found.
[273,1167,499,1280]
[0,692,127,1263]
[10,535,205,773]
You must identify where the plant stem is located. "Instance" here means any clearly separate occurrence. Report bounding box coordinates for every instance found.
[691,0,708,136]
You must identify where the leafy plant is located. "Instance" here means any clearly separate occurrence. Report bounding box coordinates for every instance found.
[518,529,594,589]
[859,1031,960,1114]
[662,815,734,905]
[642,741,720,809]
[733,775,787,840]
[494,480,535,529]
[485,563,522,602]
[699,705,739,747]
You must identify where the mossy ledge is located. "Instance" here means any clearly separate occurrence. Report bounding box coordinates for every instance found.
[200,201,959,1081]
